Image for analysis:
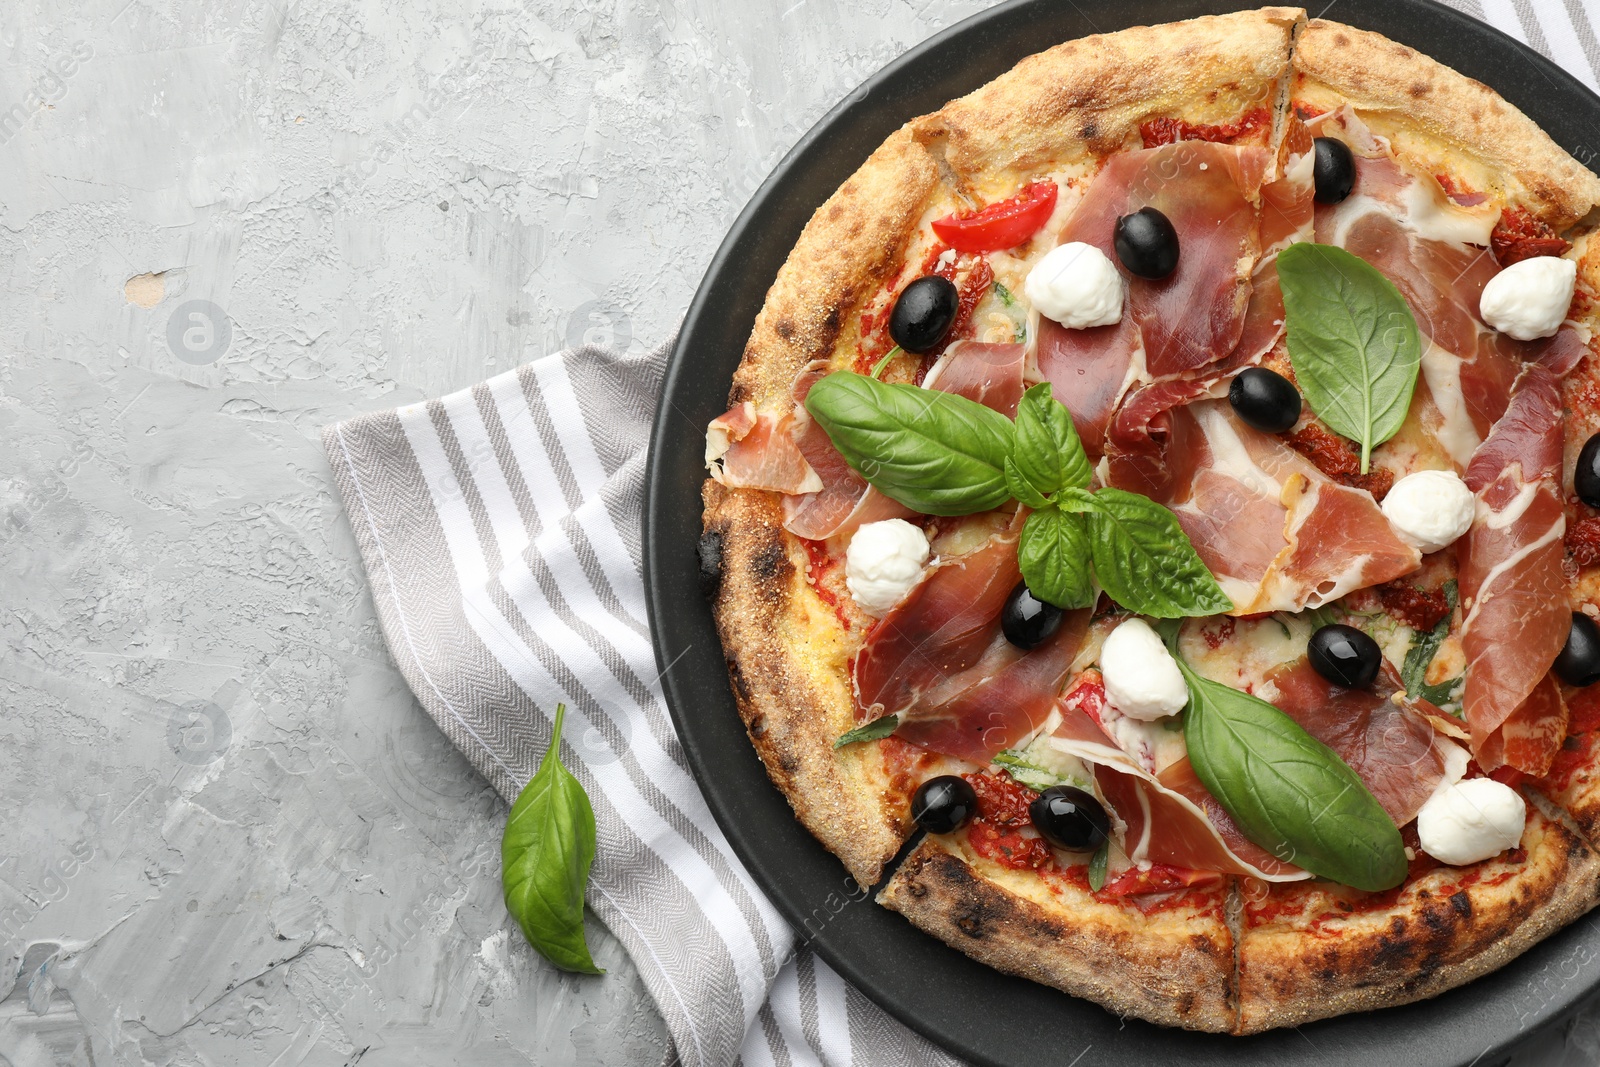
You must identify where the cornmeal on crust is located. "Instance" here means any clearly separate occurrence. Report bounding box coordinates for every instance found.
[703,5,1600,1032]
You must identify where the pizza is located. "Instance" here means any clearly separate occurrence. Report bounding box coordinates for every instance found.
[697,7,1600,1033]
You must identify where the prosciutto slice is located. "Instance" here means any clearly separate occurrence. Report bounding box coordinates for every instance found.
[1460,366,1571,774]
[1264,659,1452,825]
[1108,401,1420,613]
[1036,141,1271,454]
[781,342,1025,541]
[705,403,822,494]
[1048,689,1306,881]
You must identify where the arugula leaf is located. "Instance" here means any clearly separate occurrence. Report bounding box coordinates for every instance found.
[1088,841,1110,892]
[1279,243,1422,473]
[502,704,604,974]
[805,373,1016,516]
[1170,651,1406,892]
[1010,383,1092,498]
[834,714,899,749]
[1063,488,1233,619]
[1401,580,1459,700]
[1018,506,1095,609]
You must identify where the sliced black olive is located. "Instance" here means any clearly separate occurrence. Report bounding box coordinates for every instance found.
[1308,623,1382,688]
[889,275,960,353]
[1029,785,1111,852]
[1313,137,1357,204]
[1002,582,1063,650]
[912,775,977,834]
[1113,207,1180,279]
[1555,613,1600,687]
[1228,367,1303,433]
[1577,433,1600,508]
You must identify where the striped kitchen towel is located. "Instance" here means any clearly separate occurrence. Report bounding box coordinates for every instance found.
[322,338,963,1067]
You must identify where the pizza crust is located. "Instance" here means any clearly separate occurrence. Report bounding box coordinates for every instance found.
[879,837,1238,1032]
[1293,19,1600,228]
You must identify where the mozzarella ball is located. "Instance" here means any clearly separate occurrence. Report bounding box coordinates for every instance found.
[1099,618,1189,721]
[1416,777,1526,866]
[1024,242,1124,329]
[1479,256,1576,341]
[845,519,930,615]
[1379,469,1476,553]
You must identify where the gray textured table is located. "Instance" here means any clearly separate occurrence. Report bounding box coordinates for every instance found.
[2,2,1599,1064]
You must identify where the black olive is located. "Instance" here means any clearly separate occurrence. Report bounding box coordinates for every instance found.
[912,775,977,834]
[1029,785,1111,852]
[1001,582,1063,650]
[1113,207,1180,279]
[1308,624,1382,688]
[1228,367,1303,433]
[1577,433,1600,508]
[1555,613,1600,687]
[1313,137,1357,204]
[889,275,960,353]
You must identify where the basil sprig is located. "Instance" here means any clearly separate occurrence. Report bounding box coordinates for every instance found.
[1279,242,1422,473]
[1160,625,1407,892]
[502,703,604,974]
[804,373,1015,515]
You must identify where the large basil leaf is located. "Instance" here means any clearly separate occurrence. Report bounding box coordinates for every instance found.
[502,703,604,974]
[1018,505,1095,609]
[1175,656,1407,891]
[1011,383,1092,497]
[1401,579,1458,700]
[1058,488,1232,619]
[1279,242,1422,473]
[805,373,1016,516]
[1004,456,1050,510]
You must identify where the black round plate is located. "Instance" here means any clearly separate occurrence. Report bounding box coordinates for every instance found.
[644,3,1600,1064]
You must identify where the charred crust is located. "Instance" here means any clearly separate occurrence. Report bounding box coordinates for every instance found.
[697,527,726,599]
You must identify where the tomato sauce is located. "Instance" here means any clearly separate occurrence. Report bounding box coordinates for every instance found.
[802,538,852,631]
[963,770,1053,870]
[1139,107,1271,148]
[1568,516,1600,568]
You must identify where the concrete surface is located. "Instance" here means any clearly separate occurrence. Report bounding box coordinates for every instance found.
[2,0,1600,1064]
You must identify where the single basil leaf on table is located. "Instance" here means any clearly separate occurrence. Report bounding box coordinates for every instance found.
[1059,487,1233,619]
[1172,653,1407,892]
[1018,505,1095,609]
[834,713,899,749]
[1401,579,1459,699]
[1088,840,1110,892]
[805,372,1016,516]
[502,703,604,974]
[1279,242,1422,474]
[1011,382,1092,497]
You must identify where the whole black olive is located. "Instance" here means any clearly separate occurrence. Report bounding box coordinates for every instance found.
[1554,613,1600,687]
[912,775,977,834]
[1001,582,1063,650]
[889,275,960,353]
[1113,207,1180,279]
[1313,137,1357,204]
[1308,623,1382,688]
[1577,433,1600,508]
[1228,367,1303,433]
[1029,785,1111,852]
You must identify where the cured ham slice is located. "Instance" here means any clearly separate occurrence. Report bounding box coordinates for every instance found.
[1048,684,1307,881]
[781,342,1025,540]
[1037,142,1271,454]
[1107,401,1420,613]
[705,402,822,494]
[1460,366,1570,774]
[1264,659,1451,825]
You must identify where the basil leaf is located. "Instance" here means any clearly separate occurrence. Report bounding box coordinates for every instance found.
[1279,243,1422,473]
[1401,580,1458,699]
[834,714,899,749]
[1074,488,1232,619]
[1011,383,1092,497]
[1018,506,1095,609]
[502,703,604,974]
[1004,456,1051,510]
[1174,657,1406,892]
[1088,841,1110,892]
[805,373,1016,516]
[1418,676,1463,708]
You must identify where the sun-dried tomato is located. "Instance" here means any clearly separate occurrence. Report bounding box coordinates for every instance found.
[1140,107,1271,148]
[1377,581,1450,631]
[1568,516,1600,568]
[1491,206,1571,266]
[1284,422,1395,500]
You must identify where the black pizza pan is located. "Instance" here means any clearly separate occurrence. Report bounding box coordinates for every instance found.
[644,2,1600,1063]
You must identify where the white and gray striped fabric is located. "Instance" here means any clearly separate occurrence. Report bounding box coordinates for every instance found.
[322,7,1598,1065]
